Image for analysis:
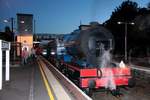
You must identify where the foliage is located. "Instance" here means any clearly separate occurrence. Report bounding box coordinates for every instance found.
[104,0,150,56]
[0,26,14,41]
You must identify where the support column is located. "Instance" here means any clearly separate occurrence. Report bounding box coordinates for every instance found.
[0,48,2,90]
[6,50,10,81]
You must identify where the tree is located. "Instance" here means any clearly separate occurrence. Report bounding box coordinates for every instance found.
[4,26,14,41]
[104,0,138,55]
[111,0,138,22]
[5,26,11,33]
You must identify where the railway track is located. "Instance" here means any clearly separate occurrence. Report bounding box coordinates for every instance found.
[92,63,150,100]
[92,78,150,100]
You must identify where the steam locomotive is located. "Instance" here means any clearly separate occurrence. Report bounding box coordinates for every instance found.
[47,22,134,95]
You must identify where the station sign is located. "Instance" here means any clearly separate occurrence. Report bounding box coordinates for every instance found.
[0,39,11,90]
[1,41,10,50]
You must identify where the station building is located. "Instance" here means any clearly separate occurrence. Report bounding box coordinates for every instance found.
[16,13,33,56]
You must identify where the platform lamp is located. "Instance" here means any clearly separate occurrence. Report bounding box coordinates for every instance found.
[117,21,134,62]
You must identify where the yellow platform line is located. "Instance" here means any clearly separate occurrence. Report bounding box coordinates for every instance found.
[37,60,55,100]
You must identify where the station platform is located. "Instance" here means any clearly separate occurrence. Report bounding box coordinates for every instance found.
[0,56,92,100]
[0,59,50,100]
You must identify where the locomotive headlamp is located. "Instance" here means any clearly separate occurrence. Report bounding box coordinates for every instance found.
[51,51,55,55]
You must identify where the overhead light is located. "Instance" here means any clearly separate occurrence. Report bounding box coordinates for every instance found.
[4,20,8,23]
[130,22,135,25]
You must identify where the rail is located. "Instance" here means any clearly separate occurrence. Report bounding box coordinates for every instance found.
[130,64,150,73]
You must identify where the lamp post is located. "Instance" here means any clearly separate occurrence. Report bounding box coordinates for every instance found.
[33,19,36,41]
[4,18,14,34]
[11,18,16,64]
[117,21,134,62]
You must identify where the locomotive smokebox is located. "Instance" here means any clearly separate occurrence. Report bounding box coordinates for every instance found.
[63,22,114,67]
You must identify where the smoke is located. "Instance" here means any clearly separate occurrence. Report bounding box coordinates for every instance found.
[99,49,116,90]
[100,49,111,68]
[5,1,11,9]
[104,68,116,90]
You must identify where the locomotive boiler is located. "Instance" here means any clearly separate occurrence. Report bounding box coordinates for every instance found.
[62,22,113,67]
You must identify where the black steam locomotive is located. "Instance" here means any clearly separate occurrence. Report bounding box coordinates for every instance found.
[47,22,133,95]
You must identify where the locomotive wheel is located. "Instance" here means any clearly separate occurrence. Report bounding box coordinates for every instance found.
[128,78,136,88]
[88,80,96,89]
[55,61,59,68]
[62,65,69,77]
[128,70,136,88]
[111,88,122,97]
[82,88,93,96]
[61,65,66,74]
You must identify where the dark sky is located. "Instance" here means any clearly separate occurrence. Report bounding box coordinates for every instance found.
[0,0,149,34]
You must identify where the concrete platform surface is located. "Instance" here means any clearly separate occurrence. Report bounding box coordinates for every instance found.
[0,60,49,100]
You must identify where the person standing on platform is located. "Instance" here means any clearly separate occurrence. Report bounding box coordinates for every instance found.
[22,47,29,65]
[31,47,36,59]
